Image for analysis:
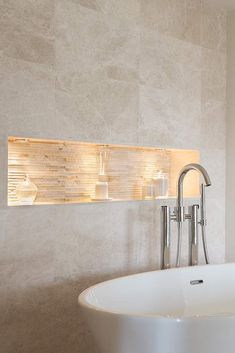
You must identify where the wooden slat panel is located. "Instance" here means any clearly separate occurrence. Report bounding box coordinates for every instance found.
[8,137,200,206]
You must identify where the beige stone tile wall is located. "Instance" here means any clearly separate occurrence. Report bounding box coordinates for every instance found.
[0,0,226,352]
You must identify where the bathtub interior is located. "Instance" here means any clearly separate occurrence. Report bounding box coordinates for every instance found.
[82,264,235,317]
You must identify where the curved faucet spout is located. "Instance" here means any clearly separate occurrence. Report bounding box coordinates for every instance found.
[177,163,211,213]
[178,163,211,189]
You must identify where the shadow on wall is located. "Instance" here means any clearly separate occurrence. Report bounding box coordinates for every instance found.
[0,276,108,353]
[1,268,157,353]
[127,205,160,271]
[0,202,160,353]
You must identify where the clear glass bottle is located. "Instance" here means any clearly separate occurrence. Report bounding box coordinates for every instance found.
[142,179,156,200]
[95,146,109,200]
[15,174,38,205]
[154,170,169,198]
[95,174,109,200]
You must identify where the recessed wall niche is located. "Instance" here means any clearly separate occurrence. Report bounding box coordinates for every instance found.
[8,137,200,206]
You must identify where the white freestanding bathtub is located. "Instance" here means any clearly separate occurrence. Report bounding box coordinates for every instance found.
[78,263,235,353]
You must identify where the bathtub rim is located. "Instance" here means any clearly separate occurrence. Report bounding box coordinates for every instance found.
[78,262,235,321]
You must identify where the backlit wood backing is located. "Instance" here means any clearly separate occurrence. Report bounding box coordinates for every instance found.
[8,137,200,206]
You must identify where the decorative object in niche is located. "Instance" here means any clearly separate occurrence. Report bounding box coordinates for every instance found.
[155,170,169,198]
[142,170,169,200]
[15,174,38,205]
[8,137,200,206]
[142,178,156,200]
[94,146,110,201]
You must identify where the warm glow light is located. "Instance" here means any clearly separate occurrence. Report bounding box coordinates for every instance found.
[8,136,200,206]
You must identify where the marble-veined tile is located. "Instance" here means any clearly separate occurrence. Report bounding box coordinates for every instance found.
[55,0,139,76]
[201,5,227,52]
[140,0,202,45]
[0,0,54,39]
[202,48,226,109]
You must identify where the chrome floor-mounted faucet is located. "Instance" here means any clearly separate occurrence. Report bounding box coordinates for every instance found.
[161,163,211,269]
